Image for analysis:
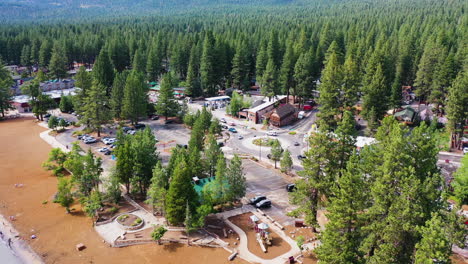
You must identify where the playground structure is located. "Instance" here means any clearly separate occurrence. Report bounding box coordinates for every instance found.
[250,215,273,253]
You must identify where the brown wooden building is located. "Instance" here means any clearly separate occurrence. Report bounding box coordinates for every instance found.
[264,103,297,127]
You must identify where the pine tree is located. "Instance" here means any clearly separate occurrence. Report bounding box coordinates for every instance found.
[200,32,217,96]
[452,154,468,205]
[214,153,229,204]
[341,55,360,109]
[146,162,168,214]
[132,48,146,73]
[74,66,93,117]
[122,70,147,124]
[231,40,250,90]
[115,131,134,193]
[255,39,268,84]
[414,213,454,264]
[226,154,246,201]
[279,37,296,97]
[165,160,199,225]
[270,139,283,169]
[132,127,158,195]
[111,70,129,119]
[318,43,343,129]
[280,149,293,174]
[293,48,314,106]
[414,37,444,102]
[261,57,278,98]
[204,134,222,177]
[146,42,162,82]
[315,155,366,264]
[266,31,280,66]
[93,48,114,94]
[83,81,111,137]
[39,40,52,68]
[185,44,202,97]
[361,64,388,124]
[20,45,31,67]
[445,70,467,137]
[334,111,357,175]
[155,73,179,121]
[49,42,68,79]
[0,64,14,117]
[108,37,130,72]
[290,129,337,228]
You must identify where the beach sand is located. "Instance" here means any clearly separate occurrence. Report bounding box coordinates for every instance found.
[0,117,247,264]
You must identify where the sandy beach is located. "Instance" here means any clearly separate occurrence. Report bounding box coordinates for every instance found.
[0,117,247,264]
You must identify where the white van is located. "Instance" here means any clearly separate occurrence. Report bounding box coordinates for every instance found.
[298,111,305,119]
[267,131,277,136]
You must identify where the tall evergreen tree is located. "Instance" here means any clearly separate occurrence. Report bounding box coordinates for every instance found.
[341,55,360,109]
[111,70,129,119]
[293,48,315,106]
[261,58,278,98]
[255,39,268,84]
[165,160,199,225]
[122,70,147,124]
[93,48,114,94]
[315,155,366,264]
[279,37,296,97]
[231,39,250,90]
[318,43,343,129]
[132,48,146,73]
[226,154,246,201]
[39,40,52,68]
[155,73,179,121]
[146,42,163,82]
[200,32,217,96]
[83,81,111,137]
[49,42,68,79]
[185,45,202,97]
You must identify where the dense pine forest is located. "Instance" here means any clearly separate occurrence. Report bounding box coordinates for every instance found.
[1,1,467,263]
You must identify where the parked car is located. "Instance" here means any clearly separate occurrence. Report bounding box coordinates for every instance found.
[151,115,159,120]
[256,199,272,208]
[294,141,300,146]
[463,147,468,154]
[228,122,236,126]
[103,150,112,155]
[165,119,175,124]
[44,113,51,118]
[220,118,227,123]
[97,147,109,152]
[286,184,297,192]
[267,131,277,136]
[228,127,237,133]
[177,144,188,149]
[127,130,136,135]
[134,123,146,130]
[218,142,224,147]
[122,126,132,132]
[267,154,272,159]
[238,135,244,140]
[250,195,266,205]
[84,138,97,144]
[297,155,306,160]
[102,138,116,145]
[221,124,228,129]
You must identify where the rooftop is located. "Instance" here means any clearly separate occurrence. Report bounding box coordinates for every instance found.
[249,95,286,113]
[12,88,78,103]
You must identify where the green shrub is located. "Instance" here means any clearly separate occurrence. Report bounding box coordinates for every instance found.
[109,207,118,214]
[289,131,297,135]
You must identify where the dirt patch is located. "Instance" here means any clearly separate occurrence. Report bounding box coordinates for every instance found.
[205,215,240,246]
[284,225,317,243]
[229,212,291,259]
[0,117,247,264]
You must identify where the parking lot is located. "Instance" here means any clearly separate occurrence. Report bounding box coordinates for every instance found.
[242,159,296,225]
